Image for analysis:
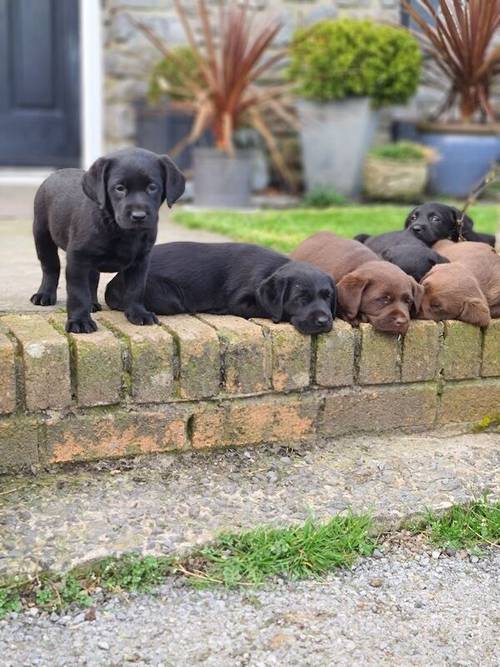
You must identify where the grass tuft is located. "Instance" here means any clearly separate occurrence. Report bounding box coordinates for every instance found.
[302,187,348,208]
[185,514,376,588]
[411,498,500,550]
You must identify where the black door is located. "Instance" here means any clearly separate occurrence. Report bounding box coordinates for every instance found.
[0,0,80,167]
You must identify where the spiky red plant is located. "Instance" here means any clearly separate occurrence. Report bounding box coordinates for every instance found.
[401,0,500,123]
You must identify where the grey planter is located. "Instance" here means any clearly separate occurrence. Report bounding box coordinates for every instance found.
[297,97,379,198]
[193,147,253,208]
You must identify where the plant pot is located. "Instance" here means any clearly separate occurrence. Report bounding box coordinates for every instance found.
[296,97,379,198]
[193,147,253,208]
[418,123,500,198]
[363,156,427,202]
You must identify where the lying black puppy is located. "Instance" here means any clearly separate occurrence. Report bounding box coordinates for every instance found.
[380,244,448,282]
[31,147,185,333]
[404,202,495,246]
[353,229,448,281]
[105,242,336,335]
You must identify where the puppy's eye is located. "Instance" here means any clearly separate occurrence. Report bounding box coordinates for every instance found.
[403,295,412,304]
[378,295,392,305]
[411,213,418,221]
[114,184,127,194]
[430,301,441,310]
[431,215,440,223]
[147,183,159,193]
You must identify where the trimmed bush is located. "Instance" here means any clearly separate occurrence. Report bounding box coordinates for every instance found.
[288,19,421,107]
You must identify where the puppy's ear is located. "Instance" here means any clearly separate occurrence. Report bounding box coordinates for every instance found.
[329,276,337,318]
[81,157,109,209]
[459,297,491,327]
[160,154,186,208]
[410,278,425,315]
[434,253,450,264]
[337,273,369,322]
[257,272,287,323]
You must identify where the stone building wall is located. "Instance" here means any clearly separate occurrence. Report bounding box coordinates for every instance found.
[103,0,401,152]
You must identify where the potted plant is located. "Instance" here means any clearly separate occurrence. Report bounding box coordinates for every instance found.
[130,1,296,208]
[363,142,437,202]
[402,0,500,198]
[288,18,421,198]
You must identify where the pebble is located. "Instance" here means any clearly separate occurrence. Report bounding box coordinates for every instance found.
[470,555,479,564]
[431,550,441,559]
[98,641,110,650]
[445,547,457,557]
[369,579,384,588]
[72,612,86,625]
[372,549,384,559]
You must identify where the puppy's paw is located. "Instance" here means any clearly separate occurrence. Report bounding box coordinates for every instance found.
[66,317,98,334]
[91,302,102,313]
[30,292,56,306]
[125,307,159,326]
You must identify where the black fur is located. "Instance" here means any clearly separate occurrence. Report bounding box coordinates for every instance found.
[31,147,185,333]
[380,244,449,282]
[404,202,495,246]
[105,242,336,335]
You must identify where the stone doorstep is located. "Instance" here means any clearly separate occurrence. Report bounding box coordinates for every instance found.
[0,312,498,472]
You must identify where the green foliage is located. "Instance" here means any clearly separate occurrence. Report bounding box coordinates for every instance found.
[149,46,201,105]
[472,415,500,433]
[194,514,375,588]
[172,204,497,254]
[0,589,21,619]
[35,575,93,612]
[369,142,428,162]
[302,186,347,208]
[413,498,500,550]
[95,554,172,593]
[288,18,421,107]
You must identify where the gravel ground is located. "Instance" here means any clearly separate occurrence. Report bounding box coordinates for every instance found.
[1,545,499,666]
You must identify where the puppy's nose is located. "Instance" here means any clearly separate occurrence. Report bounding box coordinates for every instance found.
[131,210,147,222]
[315,314,331,328]
[412,224,422,233]
[393,316,408,327]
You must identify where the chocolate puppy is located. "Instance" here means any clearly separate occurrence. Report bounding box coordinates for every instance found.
[291,232,423,334]
[31,147,185,333]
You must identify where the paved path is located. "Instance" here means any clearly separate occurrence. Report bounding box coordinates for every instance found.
[1,428,498,581]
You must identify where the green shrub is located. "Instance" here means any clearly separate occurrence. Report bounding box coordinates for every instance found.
[288,18,421,107]
[302,186,347,208]
[149,46,201,104]
[369,142,429,162]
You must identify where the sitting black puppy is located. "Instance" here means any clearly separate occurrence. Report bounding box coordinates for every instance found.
[404,202,495,247]
[31,147,185,333]
[105,242,336,335]
[380,244,449,282]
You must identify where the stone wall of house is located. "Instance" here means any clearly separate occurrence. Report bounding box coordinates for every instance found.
[103,0,401,153]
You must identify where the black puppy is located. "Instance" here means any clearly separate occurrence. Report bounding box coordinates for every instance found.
[31,147,185,333]
[105,242,336,335]
[380,244,449,282]
[404,202,495,246]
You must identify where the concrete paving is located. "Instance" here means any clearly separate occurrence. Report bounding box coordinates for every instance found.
[0,186,229,313]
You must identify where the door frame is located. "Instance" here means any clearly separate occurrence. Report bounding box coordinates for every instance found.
[80,0,103,168]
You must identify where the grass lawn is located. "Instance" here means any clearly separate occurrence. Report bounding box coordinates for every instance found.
[173,204,498,254]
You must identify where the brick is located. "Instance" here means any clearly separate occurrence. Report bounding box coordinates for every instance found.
[44,407,187,464]
[441,320,481,380]
[438,379,500,424]
[0,314,71,410]
[482,320,500,378]
[50,314,122,407]
[253,319,311,391]
[0,415,39,473]
[315,319,356,388]
[198,315,270,395]
[159,315,220,399]
[358,324,400,385]
[0,333,16,414]
[97,311,175,403]
[190,395,320,449]
[401,320,442,383]
[322,384,437,437]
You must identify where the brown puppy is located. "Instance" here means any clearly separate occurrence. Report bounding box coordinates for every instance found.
[291,232,423,334]
[419,262,491,327]
[433,240,500,318]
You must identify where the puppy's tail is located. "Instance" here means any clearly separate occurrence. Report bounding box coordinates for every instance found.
[354,234,371,244]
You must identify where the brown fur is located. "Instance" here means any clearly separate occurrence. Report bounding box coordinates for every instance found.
[291,232,423,334]
[433,241,500,318]
[419,262,491,327]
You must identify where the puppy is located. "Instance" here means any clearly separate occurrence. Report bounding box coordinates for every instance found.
[105,242,336,335]
[291,232,423,334]
[419,262,491,327]
[404,202,495,246]
[433,240,500,318]
[31,147,185,333]
[380,244,449,282]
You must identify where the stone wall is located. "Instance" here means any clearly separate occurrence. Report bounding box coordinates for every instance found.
[1,312,499,473]
[103,0,401,152]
